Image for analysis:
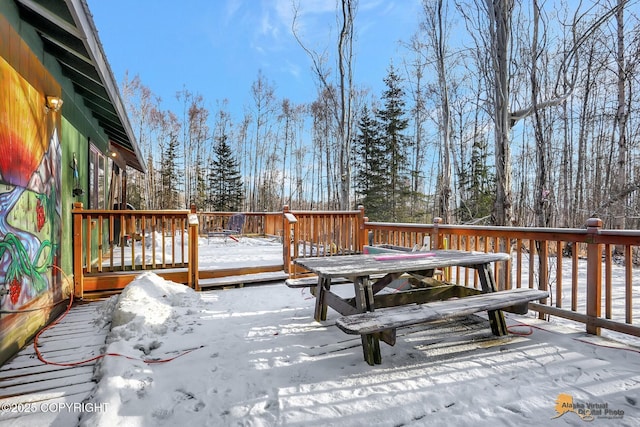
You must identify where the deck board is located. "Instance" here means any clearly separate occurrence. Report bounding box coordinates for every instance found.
[199,270,289,288]
[0,300,110,425]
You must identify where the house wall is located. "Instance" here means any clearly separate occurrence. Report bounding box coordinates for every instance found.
[0,1,112,366]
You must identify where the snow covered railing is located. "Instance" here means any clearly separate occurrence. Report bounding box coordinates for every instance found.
[365,217,640,339]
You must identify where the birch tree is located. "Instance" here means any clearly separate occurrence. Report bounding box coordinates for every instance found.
[612,0,628,230]
[248,71,276,211]
[402,35,428,220]
[120,73,163,209]
[421,0,454,223]
[293,0,357,209]
[458,0,626,226]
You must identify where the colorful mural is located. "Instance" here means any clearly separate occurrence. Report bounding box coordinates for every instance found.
[0,51,61,313]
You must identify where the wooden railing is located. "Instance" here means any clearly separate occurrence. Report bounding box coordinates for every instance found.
[367,217,640,338]
[72,204,282,297]
[283,205,367,276]
[197,211,281,236]
[72,203,640,340]
[72,203,200,296]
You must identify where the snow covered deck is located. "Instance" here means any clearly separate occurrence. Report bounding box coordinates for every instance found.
[1,277,638,426]
[0,300,111,426]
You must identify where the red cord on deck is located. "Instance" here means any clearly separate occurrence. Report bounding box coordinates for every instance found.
[34,266,201,366]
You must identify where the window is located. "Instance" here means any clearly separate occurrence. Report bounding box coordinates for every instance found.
[89,142,109,209]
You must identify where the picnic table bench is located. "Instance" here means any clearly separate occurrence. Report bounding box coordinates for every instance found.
[336,288,548,362]
[285,274,386,288]
[293,249,548,365]
[285,276,352,288]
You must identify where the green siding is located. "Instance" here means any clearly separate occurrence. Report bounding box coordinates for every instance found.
[0,0,118,366]
[1,1,113,275]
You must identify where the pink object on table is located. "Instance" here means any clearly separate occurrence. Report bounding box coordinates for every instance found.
[373,252,436,261]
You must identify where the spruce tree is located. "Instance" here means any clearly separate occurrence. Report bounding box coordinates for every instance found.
[376,64,411,222]
[209,133,243,211]
[352,105,387,220]
[457,134,494,222]
[160,130,181,209]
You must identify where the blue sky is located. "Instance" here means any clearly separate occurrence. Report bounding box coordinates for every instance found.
[87,0,423,118]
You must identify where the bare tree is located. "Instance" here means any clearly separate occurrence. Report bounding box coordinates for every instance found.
[456,0,627,226]
[120,73,164,209]
[401,34,428,220]
[292,0,357,209]
[420,0,454,223]
[310,88,339,208]
[484,0,514,226]
[612,0,628,230]
[235,113,251,211]
[530,0,552,227]
[248,71,276,211]
[187,95,210,208]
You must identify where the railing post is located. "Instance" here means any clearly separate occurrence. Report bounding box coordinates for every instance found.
[586,218,603,335]
[537,241,548,318]
[72,202,84,299]
[188,204,200,291]
[357,205,366,252]
[433,217,442,249]
[283,206,292,275]
[433,217,451,281]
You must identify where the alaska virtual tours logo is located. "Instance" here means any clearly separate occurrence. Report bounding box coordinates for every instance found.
[552,393,625,421]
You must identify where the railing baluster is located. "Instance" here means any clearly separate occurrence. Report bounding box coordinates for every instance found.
[72,202,84,298]
[130,213,136,270]
[151,217,157,269]
[538,240,549,315]
[86,214,92,274]
[516,238,522,289]
[572,246,578,312]
[141,216,147,270]
[161,216,166,268]
[528,240,535,290]
[109,213,114,271]
[626,244,633,324]
[556,240,562,307]
[605,243,612,318]
[119,212,125,271]
[97,215,103,273]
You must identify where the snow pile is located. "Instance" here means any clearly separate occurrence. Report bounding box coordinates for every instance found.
[110,272,199,330]
[80,273,213,426]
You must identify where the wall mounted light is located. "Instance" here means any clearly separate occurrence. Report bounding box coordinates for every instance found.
[45,96,63,113]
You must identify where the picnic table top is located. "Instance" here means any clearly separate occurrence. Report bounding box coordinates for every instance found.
[293,250,511,278]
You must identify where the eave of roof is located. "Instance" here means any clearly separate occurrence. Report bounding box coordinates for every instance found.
[14,0,146,173]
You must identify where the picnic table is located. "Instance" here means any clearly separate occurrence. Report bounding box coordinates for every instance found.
[292,250,548,365]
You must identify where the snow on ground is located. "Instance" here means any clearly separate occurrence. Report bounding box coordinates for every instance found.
[78,239,640,426]
[196,236,283,269]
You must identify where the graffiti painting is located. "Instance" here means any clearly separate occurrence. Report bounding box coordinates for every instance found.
[0,54,61,312]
